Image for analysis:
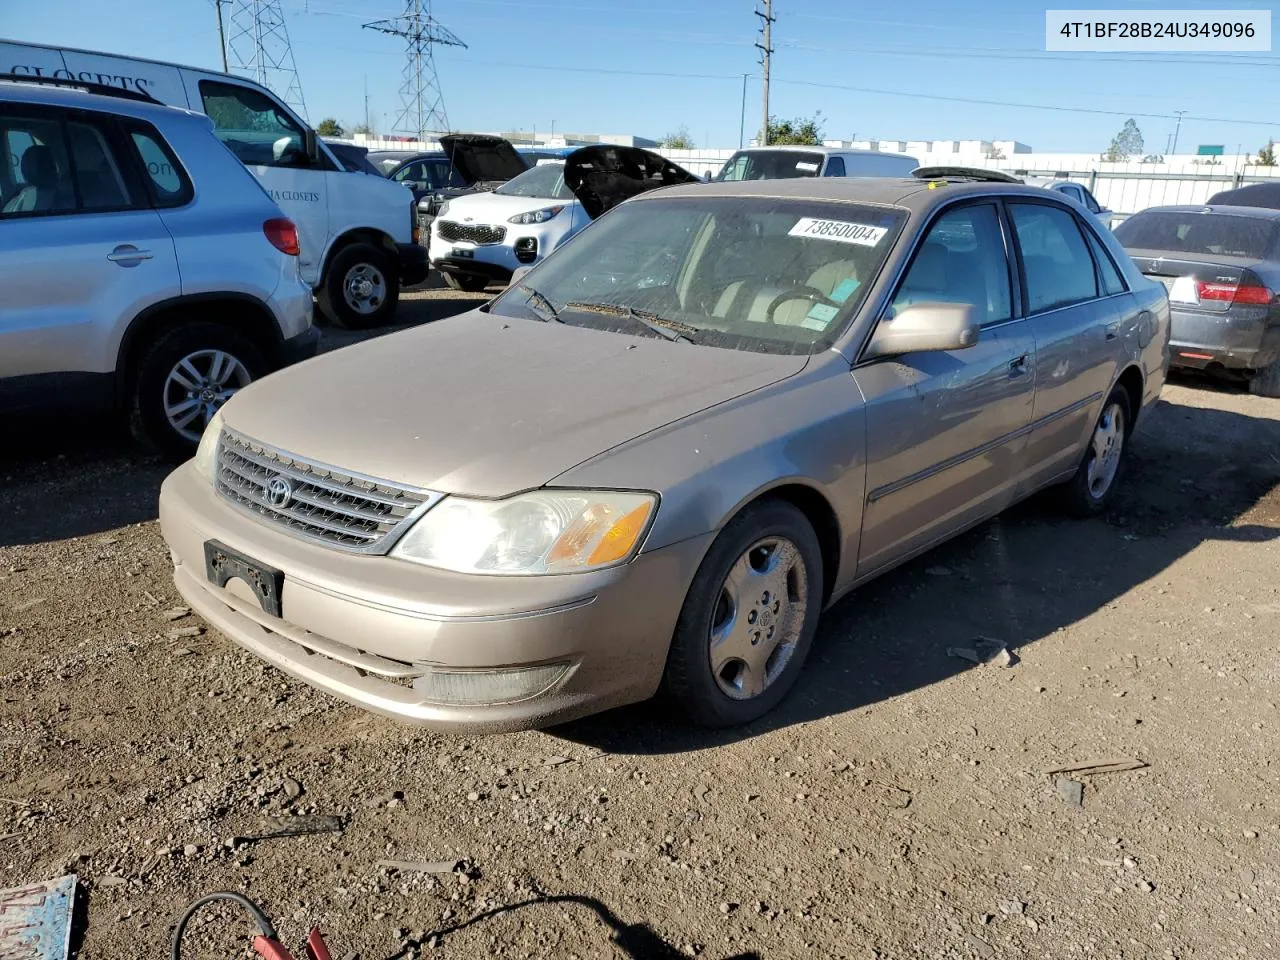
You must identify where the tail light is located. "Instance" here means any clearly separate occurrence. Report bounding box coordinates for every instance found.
[411,200,420,245]
[263,218,300,256]
[1195,281,1273,305]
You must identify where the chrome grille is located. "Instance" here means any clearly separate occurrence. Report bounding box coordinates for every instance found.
[437,220,506,245]
[214,430,437,552]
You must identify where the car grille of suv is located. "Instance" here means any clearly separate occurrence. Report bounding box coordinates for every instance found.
[437,220,506,245]
[214,430,437,552]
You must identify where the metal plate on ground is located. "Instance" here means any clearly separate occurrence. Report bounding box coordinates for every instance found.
[0,874,76,960]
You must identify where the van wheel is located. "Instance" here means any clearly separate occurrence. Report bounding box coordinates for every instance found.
[662,500,823,728]
[1058,386,1131,518]
[129,322,266,462]
[319,243,399,329]
[443,273,490,293]
[1248,361,1280,398]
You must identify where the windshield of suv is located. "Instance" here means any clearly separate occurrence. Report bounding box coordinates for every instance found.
[716,150,826,181]
[1114,210,1280,259]
[490,196,906,355]
[494,163,574,199]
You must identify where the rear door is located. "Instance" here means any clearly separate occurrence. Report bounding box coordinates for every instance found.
[854,200,1036,575]
[0,101,180,405]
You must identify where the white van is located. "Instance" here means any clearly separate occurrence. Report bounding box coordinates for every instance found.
[715,146,918,181]
[0,40,428,328]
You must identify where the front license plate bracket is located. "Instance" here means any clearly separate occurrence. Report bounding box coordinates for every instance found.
[204,540,284,618]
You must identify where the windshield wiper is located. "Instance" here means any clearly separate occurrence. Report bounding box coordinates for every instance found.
[564,301,697,344]
[517,284,563,323]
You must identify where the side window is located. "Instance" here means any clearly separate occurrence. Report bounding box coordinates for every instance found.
[392,160,425,184]
[125,123,193,208]
[823,156,846,177]
[199,80,308,168]
[891,203,1012,327]
[1080,187,1102,213]
[1009,202,1099,313]
[66,121,131,211]
[0,114,75,217]
[1084,226,1126,296]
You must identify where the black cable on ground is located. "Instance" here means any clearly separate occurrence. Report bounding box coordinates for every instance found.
[170,890,277,960]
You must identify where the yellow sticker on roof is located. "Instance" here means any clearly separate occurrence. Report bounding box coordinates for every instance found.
[789,217,888,246]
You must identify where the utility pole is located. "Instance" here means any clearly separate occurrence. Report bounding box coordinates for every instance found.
[1170,110,1187,156]
[755,1,774,146]
[738,73,748,148]
[364,0,466,140]
[214,0,229,72]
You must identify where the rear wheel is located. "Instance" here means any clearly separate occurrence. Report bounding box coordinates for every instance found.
[129,322,266,462]
[662,500,824,728]
[1058,386,1131,518]
[442,272,490,293]
[1248,361,1280,398]
[318,243,400,329]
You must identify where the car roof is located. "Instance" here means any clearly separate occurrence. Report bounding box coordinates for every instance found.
[1133,204,1280,221]
[637,176,1086,216]
[0,78,204,124]
[731,145,916,160]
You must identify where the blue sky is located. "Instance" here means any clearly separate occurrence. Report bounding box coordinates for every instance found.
[3,0,1278,153]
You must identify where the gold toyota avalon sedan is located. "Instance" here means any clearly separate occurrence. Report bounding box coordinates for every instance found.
[159,156,1170,733]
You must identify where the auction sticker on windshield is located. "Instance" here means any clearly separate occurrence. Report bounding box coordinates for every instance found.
[789,218,888,246]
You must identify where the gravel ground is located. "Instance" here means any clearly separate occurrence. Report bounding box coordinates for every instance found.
[2,288,1279,959]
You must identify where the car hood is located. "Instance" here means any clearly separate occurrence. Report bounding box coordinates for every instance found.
[436,189,578,224]
[220,311,809,497]
[439,134,528,185]
[564,145,701,220]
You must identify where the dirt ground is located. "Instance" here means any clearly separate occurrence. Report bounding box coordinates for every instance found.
[2,287,1279,960]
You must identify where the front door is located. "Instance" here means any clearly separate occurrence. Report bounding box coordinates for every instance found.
[853,201,1036,576]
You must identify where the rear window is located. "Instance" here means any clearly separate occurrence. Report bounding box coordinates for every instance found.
[715,150,825,181]
[1115,211,1280,259]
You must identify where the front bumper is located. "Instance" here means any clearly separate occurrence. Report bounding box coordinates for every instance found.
[396,242,431,287]
[158,465,710,733]
[1168,305,1280,371]
[429,217,579,284]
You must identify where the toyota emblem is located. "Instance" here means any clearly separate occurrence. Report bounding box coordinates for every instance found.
[265,475,293,508]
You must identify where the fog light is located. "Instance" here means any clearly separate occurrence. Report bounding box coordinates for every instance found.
[412,661,571,705]
[514,236,538,264]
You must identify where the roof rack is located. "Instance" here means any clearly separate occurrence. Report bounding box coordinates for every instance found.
[911,166,1024,184]
[0,73,159,104]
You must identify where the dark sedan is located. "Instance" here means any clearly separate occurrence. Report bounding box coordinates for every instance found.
[1115,204,1280,396]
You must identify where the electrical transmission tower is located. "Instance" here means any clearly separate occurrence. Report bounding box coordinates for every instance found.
[364,1,466,140]
[217,0,309,120]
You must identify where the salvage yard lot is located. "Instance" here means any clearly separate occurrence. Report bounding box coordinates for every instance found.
[2,287,1279,959]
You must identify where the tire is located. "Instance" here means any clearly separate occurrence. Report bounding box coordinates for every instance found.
[1058,385,1132,518]
[442,272,490,293]
[662,500,824,728]
[1248,361,1280,398]
[128,322,266,462]
[318,243,400,330]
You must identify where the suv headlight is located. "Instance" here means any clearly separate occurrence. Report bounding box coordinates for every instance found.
[508,206,563,225]
[193,410,224,485]
[437,201,451,219]
[391,490,656,575]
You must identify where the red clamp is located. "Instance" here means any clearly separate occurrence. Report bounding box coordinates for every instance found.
[252,927,333,960]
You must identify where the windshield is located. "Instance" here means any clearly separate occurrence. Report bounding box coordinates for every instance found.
[495,163,574,199]
[716,150,826,181]
[490,196,906,355]
[1114,211,1280,259]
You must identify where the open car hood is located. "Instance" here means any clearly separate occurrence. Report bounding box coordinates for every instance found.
[564,145,701,220]
[439,134,528,186]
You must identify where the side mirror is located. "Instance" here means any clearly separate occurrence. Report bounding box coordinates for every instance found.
[864,302,980,359]
[304,127,319,163]
[511,266,534,286]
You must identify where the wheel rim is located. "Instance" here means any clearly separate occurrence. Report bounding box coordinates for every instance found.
[163,349,252,443]
[1086,401,1125,499]
[708,537,809,701]
[343,262,387,315]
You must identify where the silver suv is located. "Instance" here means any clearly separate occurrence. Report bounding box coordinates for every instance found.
[0,76,317,458]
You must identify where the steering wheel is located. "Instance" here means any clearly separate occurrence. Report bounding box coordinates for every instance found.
[764,285,840,324]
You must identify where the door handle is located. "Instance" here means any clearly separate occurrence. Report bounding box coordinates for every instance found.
[1008,354,1029,376]
[107,245,154,264]
[1104,321,1121,341]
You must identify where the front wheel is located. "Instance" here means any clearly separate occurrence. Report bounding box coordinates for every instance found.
[1058,386,1131,518]
[128,322,266,462]
[318,243,400,329]
[662,500,824,728]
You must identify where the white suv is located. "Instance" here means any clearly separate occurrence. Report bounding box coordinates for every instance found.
[0,76,316,459]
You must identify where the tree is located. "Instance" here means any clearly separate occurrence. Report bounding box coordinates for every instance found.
[985,145,1006,160]
[351,123,374,137]
[661,125,694,149]
[766,112,825,146]
[1102,119,1144,162]
[1258,141,1276,166]
[315,117,344,137]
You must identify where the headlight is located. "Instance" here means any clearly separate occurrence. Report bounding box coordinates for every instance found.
[437,201,451,219]
[508,206,563,225]
[391,490,656,575]
[192,410,224,485]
